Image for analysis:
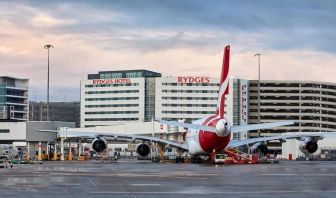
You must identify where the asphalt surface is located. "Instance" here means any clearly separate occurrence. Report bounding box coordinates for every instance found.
[0,159,336,198]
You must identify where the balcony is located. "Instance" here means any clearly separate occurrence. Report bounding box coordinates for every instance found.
[5,86,28,91]
[5,94,28,99]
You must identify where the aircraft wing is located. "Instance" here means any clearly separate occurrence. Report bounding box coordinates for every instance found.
[40,130,189,151]
[227,132,336,148]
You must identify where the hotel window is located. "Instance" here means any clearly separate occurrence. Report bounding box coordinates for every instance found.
[126,72,142,78]
[0,129,10,133]
[111,73,122,78]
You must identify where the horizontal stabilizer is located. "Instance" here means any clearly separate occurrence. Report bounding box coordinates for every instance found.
[159,120,217,132]
[37,130,59,133]
[160,120,294,134]
[230,121,295,133]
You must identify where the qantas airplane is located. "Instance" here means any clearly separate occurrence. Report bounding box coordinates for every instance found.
[52,45,336,160]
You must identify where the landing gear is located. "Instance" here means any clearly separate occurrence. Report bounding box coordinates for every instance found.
[175,151,186,163]
[191,156,202,163]
[175,156,185,163]
[151,156,160,163]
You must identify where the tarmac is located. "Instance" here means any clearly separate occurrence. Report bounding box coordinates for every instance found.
[0,159,336,198]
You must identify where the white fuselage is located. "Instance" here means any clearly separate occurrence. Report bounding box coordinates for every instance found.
[185,117,212,155]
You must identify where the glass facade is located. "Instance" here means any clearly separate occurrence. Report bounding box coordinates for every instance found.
[0,129,10,133]
[126,72,142,78]
[29,102,80,127]
[99,72,123,79]
[144,78,156,121]
[0,77,29,121]
[0,85,5,108]
[92,70,161,80]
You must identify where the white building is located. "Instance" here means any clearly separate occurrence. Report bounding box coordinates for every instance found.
[80,70,160,127]
[155,77,249,139]
[81,70,248,129]
[155,76,219,121]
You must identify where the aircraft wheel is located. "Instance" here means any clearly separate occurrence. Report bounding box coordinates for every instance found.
[152,157,160,163]
[191,157,195,163]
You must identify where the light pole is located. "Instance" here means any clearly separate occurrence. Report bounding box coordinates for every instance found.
[44,44,53,121]
[254,53,261,137]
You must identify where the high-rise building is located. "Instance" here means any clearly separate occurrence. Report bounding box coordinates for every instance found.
[0,76,29,121]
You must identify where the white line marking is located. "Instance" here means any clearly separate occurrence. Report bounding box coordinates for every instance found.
[302,175,310,185]
[59,183,81,186]
[261,174,336,176]
[90,190,336,194]
[88,178,97,188]
[129,184,161,186]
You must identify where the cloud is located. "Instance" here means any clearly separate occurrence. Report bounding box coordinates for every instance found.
[0,0,336,102]
[30,12,77,28]
[0,45,15,54]
[230,49,336,82]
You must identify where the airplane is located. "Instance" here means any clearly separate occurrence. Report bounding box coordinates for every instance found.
[46,45,336,162]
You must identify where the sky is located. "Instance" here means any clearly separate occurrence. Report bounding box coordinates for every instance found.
[1,0,336,102]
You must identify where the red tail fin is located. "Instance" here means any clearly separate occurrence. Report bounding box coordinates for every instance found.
[216,45,230,118]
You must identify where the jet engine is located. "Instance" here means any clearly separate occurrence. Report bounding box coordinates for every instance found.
[250,142,269,156]
[215,119,231,137]
[136,143,150,157]
[299,140,318,154]
[92,137,107,153]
